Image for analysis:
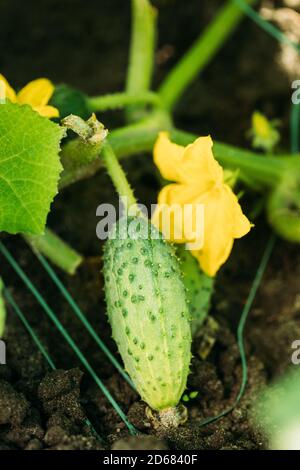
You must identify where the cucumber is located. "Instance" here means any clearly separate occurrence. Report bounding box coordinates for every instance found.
[103,216,192,412]
[176,246,214,337]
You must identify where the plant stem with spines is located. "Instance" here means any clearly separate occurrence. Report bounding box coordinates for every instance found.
[88,91,161,113]
[25,228,83,275]
[101,142,138,211]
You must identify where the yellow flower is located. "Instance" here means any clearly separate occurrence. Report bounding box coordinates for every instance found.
[152,132,252,277]
[0,75,59,118]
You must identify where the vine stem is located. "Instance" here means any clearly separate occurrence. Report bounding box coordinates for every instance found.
[60,114,299,192]
[24,229,83,275]
[88,91,161,113]
[126,0,157,121]
[101,141,138,211]
[158,0,258,111]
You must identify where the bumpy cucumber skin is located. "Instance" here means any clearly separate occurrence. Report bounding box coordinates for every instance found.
[103,217,192,411]
[177,246,214,337]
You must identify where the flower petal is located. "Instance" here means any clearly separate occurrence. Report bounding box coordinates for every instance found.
[193,237,233,277]
[33,105,59,118]
[152,183,205,244]
[180,136,223,188]
[156,182,201,206]
[190,188,233,276]
[154,133,224,191]
[18,78,55,107]
[153,132,185,183]
[223,184,252,238]
[190,185,251,276]
[0,74,17,102]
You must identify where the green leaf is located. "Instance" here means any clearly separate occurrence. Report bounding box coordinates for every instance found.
[50,84,90,120]
[0,102,64,234]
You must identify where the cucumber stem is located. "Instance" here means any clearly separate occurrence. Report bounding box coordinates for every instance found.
[146,404,188,429]
[158,405,188,428]
[101,142,138,211]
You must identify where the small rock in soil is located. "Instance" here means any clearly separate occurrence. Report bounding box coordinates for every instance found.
[188,359,224,403]
[50,434,104,450]
[38,368,85,422]
[0,380,29,426]
[127,402,150,431]
[25,438,43,450]
[5,407,44,448]
[44,412,81,447]
[162,424,205,451]
[47,412,80,435]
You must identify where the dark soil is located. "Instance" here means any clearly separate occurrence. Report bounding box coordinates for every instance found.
[0,0,300,450]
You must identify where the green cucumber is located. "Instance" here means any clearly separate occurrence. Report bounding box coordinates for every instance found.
[103,216,192,412]
[177,245,214,337]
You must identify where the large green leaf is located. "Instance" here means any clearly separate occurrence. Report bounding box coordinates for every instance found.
[0,102,64,234]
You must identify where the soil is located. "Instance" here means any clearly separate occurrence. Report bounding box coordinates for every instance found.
[0,0,300,450]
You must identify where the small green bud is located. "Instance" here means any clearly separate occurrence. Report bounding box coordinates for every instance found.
[248,111,280,153]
